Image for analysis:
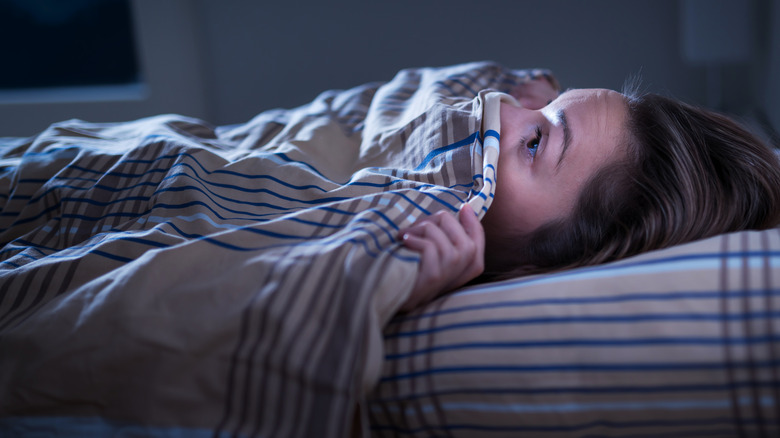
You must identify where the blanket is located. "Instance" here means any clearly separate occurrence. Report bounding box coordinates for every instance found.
[0,62,534,437]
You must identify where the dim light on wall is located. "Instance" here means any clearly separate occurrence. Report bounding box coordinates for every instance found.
[681,0,752,64]
[680,0,754,109]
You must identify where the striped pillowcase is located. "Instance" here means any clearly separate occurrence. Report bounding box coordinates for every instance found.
[369,227,780,437]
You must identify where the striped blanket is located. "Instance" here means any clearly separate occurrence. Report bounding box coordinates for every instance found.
[0,62,529,437]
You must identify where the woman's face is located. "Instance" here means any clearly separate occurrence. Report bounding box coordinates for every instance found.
[482,88,629,252]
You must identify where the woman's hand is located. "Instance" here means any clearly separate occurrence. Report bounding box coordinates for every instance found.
[398,203,485,312]
[511,74,560,110]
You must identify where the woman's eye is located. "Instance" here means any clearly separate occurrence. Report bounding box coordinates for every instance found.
[527,138,540,157]
[527,126,542,158]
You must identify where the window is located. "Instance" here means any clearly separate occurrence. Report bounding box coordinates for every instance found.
[0,0,139,90]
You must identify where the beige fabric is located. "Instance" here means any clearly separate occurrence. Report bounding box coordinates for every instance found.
[0,62,538,437]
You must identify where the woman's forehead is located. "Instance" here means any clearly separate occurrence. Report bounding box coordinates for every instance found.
[555,88,623,105]
[553,89,627,126]
[551,88,629,171]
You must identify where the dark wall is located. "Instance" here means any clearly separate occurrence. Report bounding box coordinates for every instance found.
[0,0,775,136]
[195,0,703,125]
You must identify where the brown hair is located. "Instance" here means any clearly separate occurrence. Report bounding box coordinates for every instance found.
[488,93,780,279]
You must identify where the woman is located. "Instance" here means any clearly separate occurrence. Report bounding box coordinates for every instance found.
[399,79,780,311]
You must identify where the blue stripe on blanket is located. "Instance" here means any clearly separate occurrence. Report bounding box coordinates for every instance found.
[6,164,471,225]
[373,423,738,437]
[5,210,393,251]
[1,230,411,269]
[385,310,780,339]
[372,380,780,402]
[1,205,402,263]
[377,395,774,415]
[414,132,478,171]
[3,185,408,233]
[1,209,416,267]
[19,149,405,191]
[371,414,761,436]
[10,176,404,226]
[390,288,780,323]
[483,129,499,141]
[380,359,780,383]
[385,335,780,360]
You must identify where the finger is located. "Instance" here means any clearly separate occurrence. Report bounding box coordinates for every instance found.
[400,209,484,297]
[398,211,447,238]
[421,209,483,292]
[404,217,472,287]
[402,221,453,263]
[420,208,484,275]
[399,234,444,311]
[426,206,483,260]
[419,220,456,261]
[401,233,442,278]
[400,229,431,252]
[431,211,471,250]
[458,203,485,252]
[401,212,451,243]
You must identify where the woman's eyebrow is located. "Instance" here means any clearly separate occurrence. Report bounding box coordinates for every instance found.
[556,109,572,169]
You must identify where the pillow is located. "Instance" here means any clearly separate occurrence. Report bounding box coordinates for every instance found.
[369,227,780,437]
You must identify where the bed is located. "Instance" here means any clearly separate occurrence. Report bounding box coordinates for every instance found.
[1,62,778,437]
